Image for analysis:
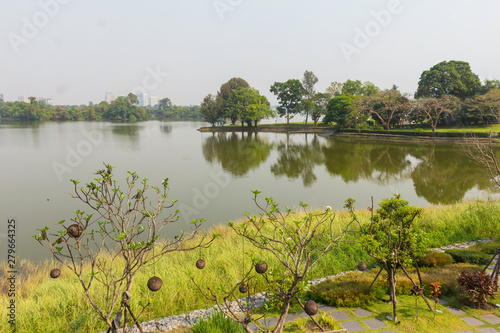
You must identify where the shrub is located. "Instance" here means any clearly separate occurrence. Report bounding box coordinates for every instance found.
[309,272,385,307]
[191,311,245,333]
[469,241,500,255]
[445,249,491,265]
[457,270,498,308]
[417,251,453,268]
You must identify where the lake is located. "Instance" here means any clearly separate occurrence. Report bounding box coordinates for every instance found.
[0,120,495,261]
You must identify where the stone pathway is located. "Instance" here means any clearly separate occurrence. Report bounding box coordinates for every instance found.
[247,304,500,333]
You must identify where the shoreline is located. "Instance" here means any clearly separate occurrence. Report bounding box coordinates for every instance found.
[197,126,496,144]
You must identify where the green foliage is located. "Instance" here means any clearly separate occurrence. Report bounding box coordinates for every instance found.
[191,311,245,333]
[415,60,481,99]
[323,94,356,128]
[469,241,500,254]
[445,249,492,265]
[223,87,274,126]
[201,93,223,126]
[457,270,498,308]
[270,79,304,125]
[417,251,453,268]
[309,272,384,307]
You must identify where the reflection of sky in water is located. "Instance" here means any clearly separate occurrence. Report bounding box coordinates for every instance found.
[0,120,497,261]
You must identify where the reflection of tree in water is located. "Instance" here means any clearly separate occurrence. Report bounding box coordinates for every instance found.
[270,134,324,187]
[410,147,495,204]
[202,132,274,177]
[160,124,172,135]
[111,124,142,150]
[368,145,413,184]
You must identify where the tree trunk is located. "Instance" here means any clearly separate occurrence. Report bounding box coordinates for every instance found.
[273,295,293,332]
[388,266,398,322]
[286,111,290,126]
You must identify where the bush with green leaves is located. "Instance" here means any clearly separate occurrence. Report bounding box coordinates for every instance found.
[445,249,491,265]
[469,241,500,255]
[457,270,498,308]
[417,251,453,268]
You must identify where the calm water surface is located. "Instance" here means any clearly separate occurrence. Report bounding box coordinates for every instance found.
[0,120,495,261]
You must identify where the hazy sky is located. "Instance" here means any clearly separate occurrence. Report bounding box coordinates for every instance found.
[1,0,499,106]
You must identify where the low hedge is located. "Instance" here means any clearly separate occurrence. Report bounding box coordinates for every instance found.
[445,249,492,265]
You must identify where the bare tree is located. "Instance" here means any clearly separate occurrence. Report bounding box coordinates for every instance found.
[412,95,460,132]
[34,164,213,333]
[356,90,411,130]
[462,132,500,187]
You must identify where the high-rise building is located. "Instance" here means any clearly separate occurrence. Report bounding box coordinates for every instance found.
[18,96,29,103]
[105,92,115,103]
[137,92,149,107]
[149,95,159,107]
[0,93,4,101]
[37,97,53,105]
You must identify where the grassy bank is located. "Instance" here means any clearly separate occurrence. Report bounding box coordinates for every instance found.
[2,200,500,332]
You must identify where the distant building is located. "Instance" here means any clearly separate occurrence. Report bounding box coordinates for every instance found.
[0,93,4,101]
[18,96,29,103]
[137,92,149,107]
[149,95,159,107]
[37,96,53,105]
[105,92,115,104]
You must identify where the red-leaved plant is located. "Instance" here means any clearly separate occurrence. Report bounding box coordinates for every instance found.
[457,270,498,308]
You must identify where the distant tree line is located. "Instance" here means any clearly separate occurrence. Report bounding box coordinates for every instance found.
[201,60,500,131]
[0,93,201,121]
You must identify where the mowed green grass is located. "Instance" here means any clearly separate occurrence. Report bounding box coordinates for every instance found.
[1,199,500,332]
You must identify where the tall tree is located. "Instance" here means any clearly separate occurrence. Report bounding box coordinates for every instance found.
[201,94,223,127]
[270,79,304,126]
[325,81,343,98]
[159,97,172,110]
[412,95,460,132]
[356,90,410,130]
[301,70,318,126]
[311,92,329,126]
[126,92,139,106]
[223,87,273,127]
[218,77,250,124]
[415,60,481,99]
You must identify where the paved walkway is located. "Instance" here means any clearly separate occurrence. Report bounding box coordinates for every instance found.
[247,264,500,333]
[248,302,500,333]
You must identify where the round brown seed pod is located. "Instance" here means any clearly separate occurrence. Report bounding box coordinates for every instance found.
[239,283,248,294]
[255,262,268,274]
[357,262,367,271]
[304,300,318,316]
[50,268,61,279]
[196,259,206,269]
[147,276,163,292]
[67,224,83,238]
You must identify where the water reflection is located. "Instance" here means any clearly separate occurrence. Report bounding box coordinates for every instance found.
[271,134,324,187]
[410,148,494,204]
[202,132,274,176]
[202,133,497,204]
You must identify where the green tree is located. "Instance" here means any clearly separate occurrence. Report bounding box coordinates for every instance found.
[325,81,343,98]
[126,92,139,106]
[311,92,329,126]
[323,94,356,128]
[201,94,223,127]
[301,70,318,126]
[346,195,425,323]
[341,80,379,97]
[415,60,481,99]
[218,77,250,124]
[270,79,304,126]
[159,97,172,110]
[223,87,274,127]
